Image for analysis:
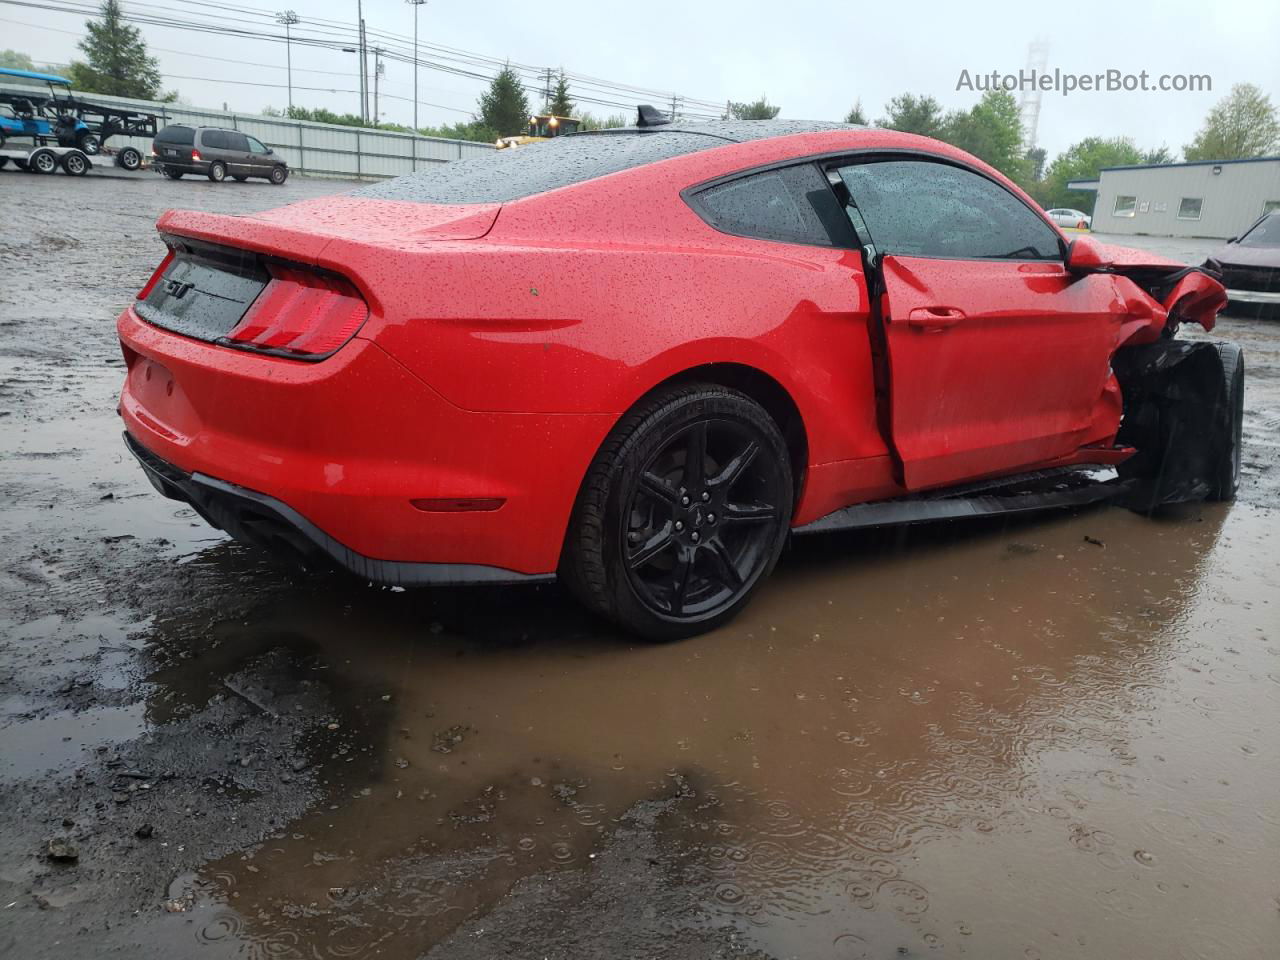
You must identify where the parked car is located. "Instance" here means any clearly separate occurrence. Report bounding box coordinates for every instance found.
[1204,210,1280,318]
[1045,207,1092,229]
[151,124,288,184]
[117,113,1239,640]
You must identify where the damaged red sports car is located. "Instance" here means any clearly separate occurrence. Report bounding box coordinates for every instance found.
[117,112,1242,639]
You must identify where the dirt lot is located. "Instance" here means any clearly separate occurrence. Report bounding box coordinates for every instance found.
[1,169,1278,960]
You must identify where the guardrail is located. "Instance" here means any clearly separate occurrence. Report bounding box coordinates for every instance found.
[0,83,494,179]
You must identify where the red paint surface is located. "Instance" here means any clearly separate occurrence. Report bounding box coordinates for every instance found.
[118,129,1225,574]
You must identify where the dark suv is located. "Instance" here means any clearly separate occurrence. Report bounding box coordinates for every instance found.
[152,125,289,184]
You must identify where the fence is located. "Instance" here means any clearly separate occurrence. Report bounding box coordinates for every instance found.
[0,83,495,179]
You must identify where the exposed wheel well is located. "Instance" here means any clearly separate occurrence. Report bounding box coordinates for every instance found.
[636,363,808,501]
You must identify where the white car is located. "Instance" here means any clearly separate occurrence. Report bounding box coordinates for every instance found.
[1046,208,1092,229]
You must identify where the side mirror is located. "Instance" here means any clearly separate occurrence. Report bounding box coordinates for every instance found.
[1065,235,1112,274]
[265,147,274,154]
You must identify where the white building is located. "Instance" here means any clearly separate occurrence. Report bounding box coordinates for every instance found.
[1069,156,1280,239]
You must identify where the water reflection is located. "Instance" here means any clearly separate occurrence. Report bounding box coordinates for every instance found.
[134,503,1253,958]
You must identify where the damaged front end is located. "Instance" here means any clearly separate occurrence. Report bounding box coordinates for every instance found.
[1101,254,1241,510]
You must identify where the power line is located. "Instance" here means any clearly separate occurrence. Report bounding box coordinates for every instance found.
[0,0,731,119]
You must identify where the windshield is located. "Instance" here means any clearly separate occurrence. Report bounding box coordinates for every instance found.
[1239,214,1280,247]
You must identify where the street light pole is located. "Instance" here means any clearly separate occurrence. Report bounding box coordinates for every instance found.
[275,10,299,113]
[406,0,426,133]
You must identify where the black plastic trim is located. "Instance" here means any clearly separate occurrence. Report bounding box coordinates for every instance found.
[123,432,554,587]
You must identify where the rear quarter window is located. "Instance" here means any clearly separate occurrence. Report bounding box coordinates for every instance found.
[689,163,851,247]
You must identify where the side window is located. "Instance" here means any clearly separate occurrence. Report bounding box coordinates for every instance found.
[691,163,851,247]
[245,136,267,154]
[225,132,250,152]
[835,160,1062,261]
[200,129,225,149]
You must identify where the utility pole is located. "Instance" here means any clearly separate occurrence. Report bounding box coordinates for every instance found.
[360,19,369,123]
[355,0,367,123]
[373,48,385,124]
[543,67,553,113]
[406,0,426,132]
[669,93,680,121]
[275,10,299,112]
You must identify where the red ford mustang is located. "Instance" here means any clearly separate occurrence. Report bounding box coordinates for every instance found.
[118,112,1242,639]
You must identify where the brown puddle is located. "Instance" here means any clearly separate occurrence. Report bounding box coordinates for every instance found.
[129,501,1279,959]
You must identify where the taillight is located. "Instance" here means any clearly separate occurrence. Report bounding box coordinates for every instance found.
[136,250,174,300]
[223,262,368,359]
[191,149,202,162]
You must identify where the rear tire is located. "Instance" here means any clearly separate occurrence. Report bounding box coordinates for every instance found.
[232,174,248,182]
[117,146,142,171]
[76,131,101,155]
[1208,342,1244,501]
[207,161,226,182]
[0,157,8,169]
[560,385,793,641]
[163,168,184,180]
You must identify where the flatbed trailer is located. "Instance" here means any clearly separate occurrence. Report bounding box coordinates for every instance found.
[0,144,92,176]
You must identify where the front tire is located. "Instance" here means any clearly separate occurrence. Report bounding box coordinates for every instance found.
[1208,342,1244,501]
[207,161,226,182]
[269,165,288,185]
[561,385,793,641]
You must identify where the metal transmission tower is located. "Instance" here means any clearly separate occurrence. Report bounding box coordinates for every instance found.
[406,0,427,132]
[275,10,299,111]
[1018,39,1050,152]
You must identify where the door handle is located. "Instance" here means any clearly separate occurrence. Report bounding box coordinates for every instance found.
[906,306,965,330]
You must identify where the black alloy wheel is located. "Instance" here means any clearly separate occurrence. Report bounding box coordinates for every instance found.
[562,385,792,641]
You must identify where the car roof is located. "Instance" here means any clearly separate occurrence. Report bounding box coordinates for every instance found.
[356,120,867,205]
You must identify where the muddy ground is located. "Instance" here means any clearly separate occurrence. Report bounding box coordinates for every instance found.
[1,169,1277,959]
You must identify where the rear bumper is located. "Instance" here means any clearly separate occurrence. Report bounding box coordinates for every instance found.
[124,431,549,586]
[117,305,612,577]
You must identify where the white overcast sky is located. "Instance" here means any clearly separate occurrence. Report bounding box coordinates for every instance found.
[3,0,1278,158]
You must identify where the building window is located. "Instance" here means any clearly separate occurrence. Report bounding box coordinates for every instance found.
[1113,195,1137,218]
[1177,197,1204,220]
[1264,200,1280,215]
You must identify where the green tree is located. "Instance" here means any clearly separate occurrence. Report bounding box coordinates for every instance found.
[0,49,35,70]
[942,90,1026,182]
[478,65,531,137]
[1025,147,1047,182]
[578,111,629,131]
[547,71,574,117]
[728,96,780,120]
[1184,83,1280,161]
[877,93,946,138]
[1041,136,1143,211]
[68,0,164,99]
[1140,145,1176,165]
[844,99,867,125]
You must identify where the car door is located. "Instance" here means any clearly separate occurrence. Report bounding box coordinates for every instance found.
[244,135,272,176]
[223,131,252,177]
[835,158,1125,491]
